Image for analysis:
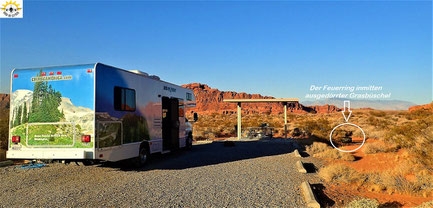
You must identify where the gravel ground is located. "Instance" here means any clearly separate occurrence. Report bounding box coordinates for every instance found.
[0,138,323,207]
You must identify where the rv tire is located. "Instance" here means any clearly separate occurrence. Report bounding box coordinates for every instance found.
[186,134,193,150]
[82,160,95,166]
[133,144,149,168]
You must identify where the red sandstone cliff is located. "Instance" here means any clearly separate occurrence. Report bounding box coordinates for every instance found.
[0,94,9,116]
[182,83,340,115]
[408,102,433,112]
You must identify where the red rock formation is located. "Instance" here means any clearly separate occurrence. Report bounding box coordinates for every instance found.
[182,83,341,115]
[408,102,433,112]
[0,94,9,110]
[0,94,9,121]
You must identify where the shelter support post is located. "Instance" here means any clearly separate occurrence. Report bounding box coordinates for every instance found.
[284,102,287,139]
[237,102,241,140]
[223,99,299,140]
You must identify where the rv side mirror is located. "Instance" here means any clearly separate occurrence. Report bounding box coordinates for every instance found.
[193,112,198,122]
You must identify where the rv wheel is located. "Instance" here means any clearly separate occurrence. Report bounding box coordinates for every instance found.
[133,145,149,168]
[186,135,193,150]
[82,160,95,166]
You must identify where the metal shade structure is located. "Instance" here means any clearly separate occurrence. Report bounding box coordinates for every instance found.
[223,98,299,139]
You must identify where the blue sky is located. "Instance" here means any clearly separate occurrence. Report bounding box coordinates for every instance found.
[1,1,431,104]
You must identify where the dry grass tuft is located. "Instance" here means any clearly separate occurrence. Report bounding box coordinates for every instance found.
[307,142,355,161]
[314,149,355,161]
[297,118,331,141]
[318,163,364,184]
[306,142,329,154]
[369,110,387,117]
[414,201,433,208]
[385,115,433,167]
[319,162,433,197]
[362,142,397,154]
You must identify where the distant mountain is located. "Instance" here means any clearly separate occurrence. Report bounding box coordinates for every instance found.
[301,98,417,110]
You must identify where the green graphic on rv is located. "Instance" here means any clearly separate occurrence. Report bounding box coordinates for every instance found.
[9,66,95,149]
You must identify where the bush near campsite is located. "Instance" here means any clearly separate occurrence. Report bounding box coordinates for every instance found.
[189,103,433,198]
[310,106,433,198]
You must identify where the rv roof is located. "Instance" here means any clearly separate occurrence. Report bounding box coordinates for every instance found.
[12,63,191,91]
[129,70,149,76]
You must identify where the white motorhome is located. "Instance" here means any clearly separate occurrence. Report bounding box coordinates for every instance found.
[7,63,197,166]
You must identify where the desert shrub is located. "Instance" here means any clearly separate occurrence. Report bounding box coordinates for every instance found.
[307,142,355,161]
[297,117,331,141]
[306,142,329,154]
[410,130,433,167]
[366,116,391,129]
[414,201,433,208]
[414,173,433,197]
[243,115,262,128]
[345,198,379,208]
[405,107,433,120]
[319,163,364,184]
[379,174,417,194]
[362,163,433,197]
[287,126,308,138]
[362,125,386,140]
[314,149,355,161]
[362,142,397,154]
[216,127,235,137]
[193,132,216,141]
[369,110,387,117]
[385,115,433,167]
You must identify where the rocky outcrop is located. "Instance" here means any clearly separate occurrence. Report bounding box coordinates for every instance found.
[182,83,341,115]
[307,104,340,114]
[0,94,9,120]
[409,102,433,112]
[0,94,9,110]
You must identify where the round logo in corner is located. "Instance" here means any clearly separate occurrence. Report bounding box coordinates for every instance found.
[1,1,22,18]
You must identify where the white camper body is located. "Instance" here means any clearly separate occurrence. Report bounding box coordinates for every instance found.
[7,63,196,164]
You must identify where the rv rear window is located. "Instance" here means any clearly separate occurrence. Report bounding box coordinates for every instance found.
[114,87,136,111]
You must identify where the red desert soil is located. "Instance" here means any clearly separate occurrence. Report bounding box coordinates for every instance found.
[324,139,431,207]
[341,138,402,173]
[323,183,431,208]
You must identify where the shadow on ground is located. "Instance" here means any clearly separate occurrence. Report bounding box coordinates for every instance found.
[379,202,403,208]
[311,184,335,207]
[303,162,317,173]
[101,139,296,171]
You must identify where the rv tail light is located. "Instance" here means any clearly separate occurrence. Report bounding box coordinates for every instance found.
[41,72,46,76]
[57,71,62,75]
[81,135,91,143]
[49,72,54,75]
[87,69,92,73]
[12,136,20,143]
[13,74,18,78]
